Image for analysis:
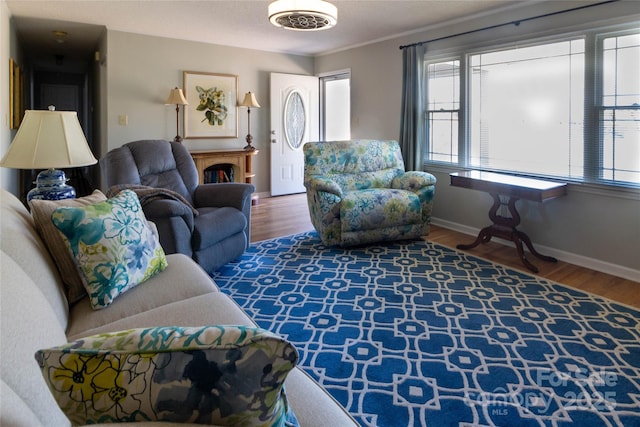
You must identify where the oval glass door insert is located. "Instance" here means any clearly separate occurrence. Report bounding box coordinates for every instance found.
[284,90,305,150]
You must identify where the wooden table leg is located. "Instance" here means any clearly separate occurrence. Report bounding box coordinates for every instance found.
[456,193,557,273]
[514,229,557,263]
[512,231,539,273]
[456,225,494,250]
[457,193,507,250]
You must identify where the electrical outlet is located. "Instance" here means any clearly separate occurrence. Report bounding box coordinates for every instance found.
[118,115,128,126]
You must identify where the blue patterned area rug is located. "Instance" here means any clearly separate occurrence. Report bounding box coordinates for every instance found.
[212,231,640,427]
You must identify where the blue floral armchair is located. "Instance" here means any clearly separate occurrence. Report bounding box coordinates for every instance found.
[303,140,436,246]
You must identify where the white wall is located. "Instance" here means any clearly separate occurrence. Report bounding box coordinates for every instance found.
[315,1,640,279]
[105,30,314,197]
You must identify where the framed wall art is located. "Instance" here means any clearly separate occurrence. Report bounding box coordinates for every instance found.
[183,71,238,139]
[9,58,23,130]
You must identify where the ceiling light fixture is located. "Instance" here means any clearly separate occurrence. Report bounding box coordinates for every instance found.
[268,0,337,31]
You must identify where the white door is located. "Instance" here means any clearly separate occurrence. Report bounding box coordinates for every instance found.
[270,73,319,196]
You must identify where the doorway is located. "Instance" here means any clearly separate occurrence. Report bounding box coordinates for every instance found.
[11,18,103,200]
[20,69,96,197]
[320,70,351,141]
[270,70,351,197]
[270,72,319,196]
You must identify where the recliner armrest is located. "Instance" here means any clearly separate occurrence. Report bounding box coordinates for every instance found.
[193,183,254,211]
[304,176,343,197]
[391,171,437,191]
[142,199,195,232]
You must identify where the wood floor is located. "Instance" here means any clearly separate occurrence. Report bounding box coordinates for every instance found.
[251,193,640,309]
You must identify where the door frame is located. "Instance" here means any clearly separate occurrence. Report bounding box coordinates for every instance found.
[269,72,319,196]
[318,68,351,141]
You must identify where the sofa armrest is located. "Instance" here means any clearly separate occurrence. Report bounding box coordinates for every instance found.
[305,176,343,197]
[193,183,254,211]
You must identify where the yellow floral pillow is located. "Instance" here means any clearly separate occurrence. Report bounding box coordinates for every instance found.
[35,325,300,426]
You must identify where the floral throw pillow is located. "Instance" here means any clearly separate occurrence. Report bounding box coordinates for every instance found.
[52,190,167,310]
[29,190,108,304]
[35,325,300,427]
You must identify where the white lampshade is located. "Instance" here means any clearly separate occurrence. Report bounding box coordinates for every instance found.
[165,87,188,105]
[268,0,337,31]
[0,108,97,170]
[239,92,261,108]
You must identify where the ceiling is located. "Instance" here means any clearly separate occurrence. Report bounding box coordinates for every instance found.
[7,0,539,68]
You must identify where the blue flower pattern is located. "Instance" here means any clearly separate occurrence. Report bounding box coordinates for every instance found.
[36,326,300,427]
[104,204,144,245]
[304,140,436,246]
[52,190,167,309]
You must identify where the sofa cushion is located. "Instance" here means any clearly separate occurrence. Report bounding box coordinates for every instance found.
[67,253,219,339]
[36,326,299,426]
[51,190,168,310]
[68,292,255,341]
[30,190,107,304]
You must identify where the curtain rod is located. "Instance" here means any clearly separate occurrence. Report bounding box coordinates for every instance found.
[399,0,620,50]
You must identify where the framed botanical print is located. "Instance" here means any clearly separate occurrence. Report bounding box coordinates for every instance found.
[183,71,238,139]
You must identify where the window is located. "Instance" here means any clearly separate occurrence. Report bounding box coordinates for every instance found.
[424,28,640,188]
[599,33,640,183]
[426,61,460,163]
[320,72,351,141]
[469,40,584,178]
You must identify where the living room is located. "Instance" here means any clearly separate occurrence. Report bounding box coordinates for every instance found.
[1,0,638,282]
[0,1,639,426]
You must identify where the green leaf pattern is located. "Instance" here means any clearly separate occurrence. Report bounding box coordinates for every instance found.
[303,140,437,246]
[52,190,168,309]
[196,85,228,126]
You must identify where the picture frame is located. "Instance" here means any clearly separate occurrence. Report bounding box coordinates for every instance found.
[9,58,14,129]
[9,58,23,130]
[183,71,238,139]
[14,60,23,129]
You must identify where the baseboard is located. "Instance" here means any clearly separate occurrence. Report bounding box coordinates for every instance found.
[253,191,271,202]
[431,217,640,283]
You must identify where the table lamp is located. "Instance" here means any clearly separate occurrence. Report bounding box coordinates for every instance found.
[239,91,260,151]
[0,106,98,201]
[165,87,189,143]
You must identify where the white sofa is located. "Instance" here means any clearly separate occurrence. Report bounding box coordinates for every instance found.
[0,189,357,427]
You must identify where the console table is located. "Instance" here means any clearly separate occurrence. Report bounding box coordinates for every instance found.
[450,170,567,273]
[190,149,259,203]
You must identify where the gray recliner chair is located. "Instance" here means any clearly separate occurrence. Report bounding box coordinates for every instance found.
[101,139,254,274]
